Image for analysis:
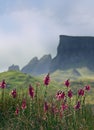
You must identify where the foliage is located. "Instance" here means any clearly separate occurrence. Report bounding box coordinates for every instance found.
[0,74,94,130]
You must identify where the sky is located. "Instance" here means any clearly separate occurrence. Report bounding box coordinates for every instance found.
[0,0,94,72]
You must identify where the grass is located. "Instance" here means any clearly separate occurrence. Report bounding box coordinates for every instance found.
[0,72,94,130]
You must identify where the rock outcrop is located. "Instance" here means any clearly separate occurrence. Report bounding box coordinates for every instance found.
[50,35,94,72]
[21,55,52,75]
[8,64,20,71]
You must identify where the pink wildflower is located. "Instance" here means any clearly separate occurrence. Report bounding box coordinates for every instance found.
[64,79,70,87]
[68,89,73,98]
[44,73,50,86]
[74,101,81,110]
[61,103,68,111]
[29,84,34,98]
[0,80,6,88]
[15,106,19,115]
[84,85,90,91]
[21,99,27,110]
[56,91,65,100]
[78,89,84,96]
[11,89,17,98]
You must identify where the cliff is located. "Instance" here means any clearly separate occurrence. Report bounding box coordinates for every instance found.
[21,54,52,75]
[8,64,20,71]
[50,35,94,72]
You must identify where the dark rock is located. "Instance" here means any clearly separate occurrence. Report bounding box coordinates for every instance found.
[21,55,52,75]
[50,35,94,72]
[8,64,20,71]
[21,57,38,74]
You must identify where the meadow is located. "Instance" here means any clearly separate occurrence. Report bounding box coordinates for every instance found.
[0,71,94,130]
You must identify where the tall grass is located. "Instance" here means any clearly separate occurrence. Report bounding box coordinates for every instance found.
[0,76,94,130]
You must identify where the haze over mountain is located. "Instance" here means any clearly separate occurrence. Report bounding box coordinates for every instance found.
[8,35,94,75]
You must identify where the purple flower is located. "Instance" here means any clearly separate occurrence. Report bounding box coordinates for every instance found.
[74,101,81,110]
[78,89,84,96]
[61,103,68,111]
[11,89,17,98]
[84,85,90,91]
[21,99,27,110]
[0,80,6,89]
[15,106,19,115]
[64,79,70,87]
[29,84,34,98]
[56,91,65,100]
[68,89,73,98]
[44,73,50,86]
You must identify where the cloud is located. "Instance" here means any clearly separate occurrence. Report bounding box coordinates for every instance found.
[0,0,94,71]
[0,8,60,71]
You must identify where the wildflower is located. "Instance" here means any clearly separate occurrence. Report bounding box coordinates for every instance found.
[74,101,81,110]
[56,90,65,100]
[11,89,17,98]
[44,73,50,86]
[68,89,73,98]
[64,79,70,87]
[15,106,19,115]
[29,84,34,98]
[61,103,68,111]
[78,89,84,96]
[44,101,49,112]
[84,85,90,91]
[0,79,6,88]
[21,99,27,110]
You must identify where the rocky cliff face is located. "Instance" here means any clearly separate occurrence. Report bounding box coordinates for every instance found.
[8,64,20,71]
[50,35,94,72]
[21,55,52,75]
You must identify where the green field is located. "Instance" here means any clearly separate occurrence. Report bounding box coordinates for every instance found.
[0,70,94,130]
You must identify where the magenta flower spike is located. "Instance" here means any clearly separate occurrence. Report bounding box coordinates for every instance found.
[44,73,50,86]
[21,99,27,110]
[0,79,6,89]
[78,89,84,96]
[74,101,81,110]
[64,79,70,87]
[15,106,19,115]
[84,85,90,91]
[11,89,17,98]
[68,89,73,98]
[61,103,68,111]
[29,84,34,98]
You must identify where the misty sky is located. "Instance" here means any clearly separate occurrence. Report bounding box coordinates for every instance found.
[0,0,94,71]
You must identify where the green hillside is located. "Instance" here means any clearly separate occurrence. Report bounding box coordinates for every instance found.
[0,71,40,89]
[0,71,61,97]
[51,67,94,82]
[0,70,94,104]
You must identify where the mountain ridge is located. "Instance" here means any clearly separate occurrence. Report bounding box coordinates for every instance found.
[8,35,94,75]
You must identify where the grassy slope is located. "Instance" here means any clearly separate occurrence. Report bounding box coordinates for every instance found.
[0,69,94,103]
[51,67,94,104]
[0,71,61,97]
[0,71,40,89]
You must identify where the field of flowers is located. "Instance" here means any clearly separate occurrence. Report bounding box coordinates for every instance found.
[0,74,94,130]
